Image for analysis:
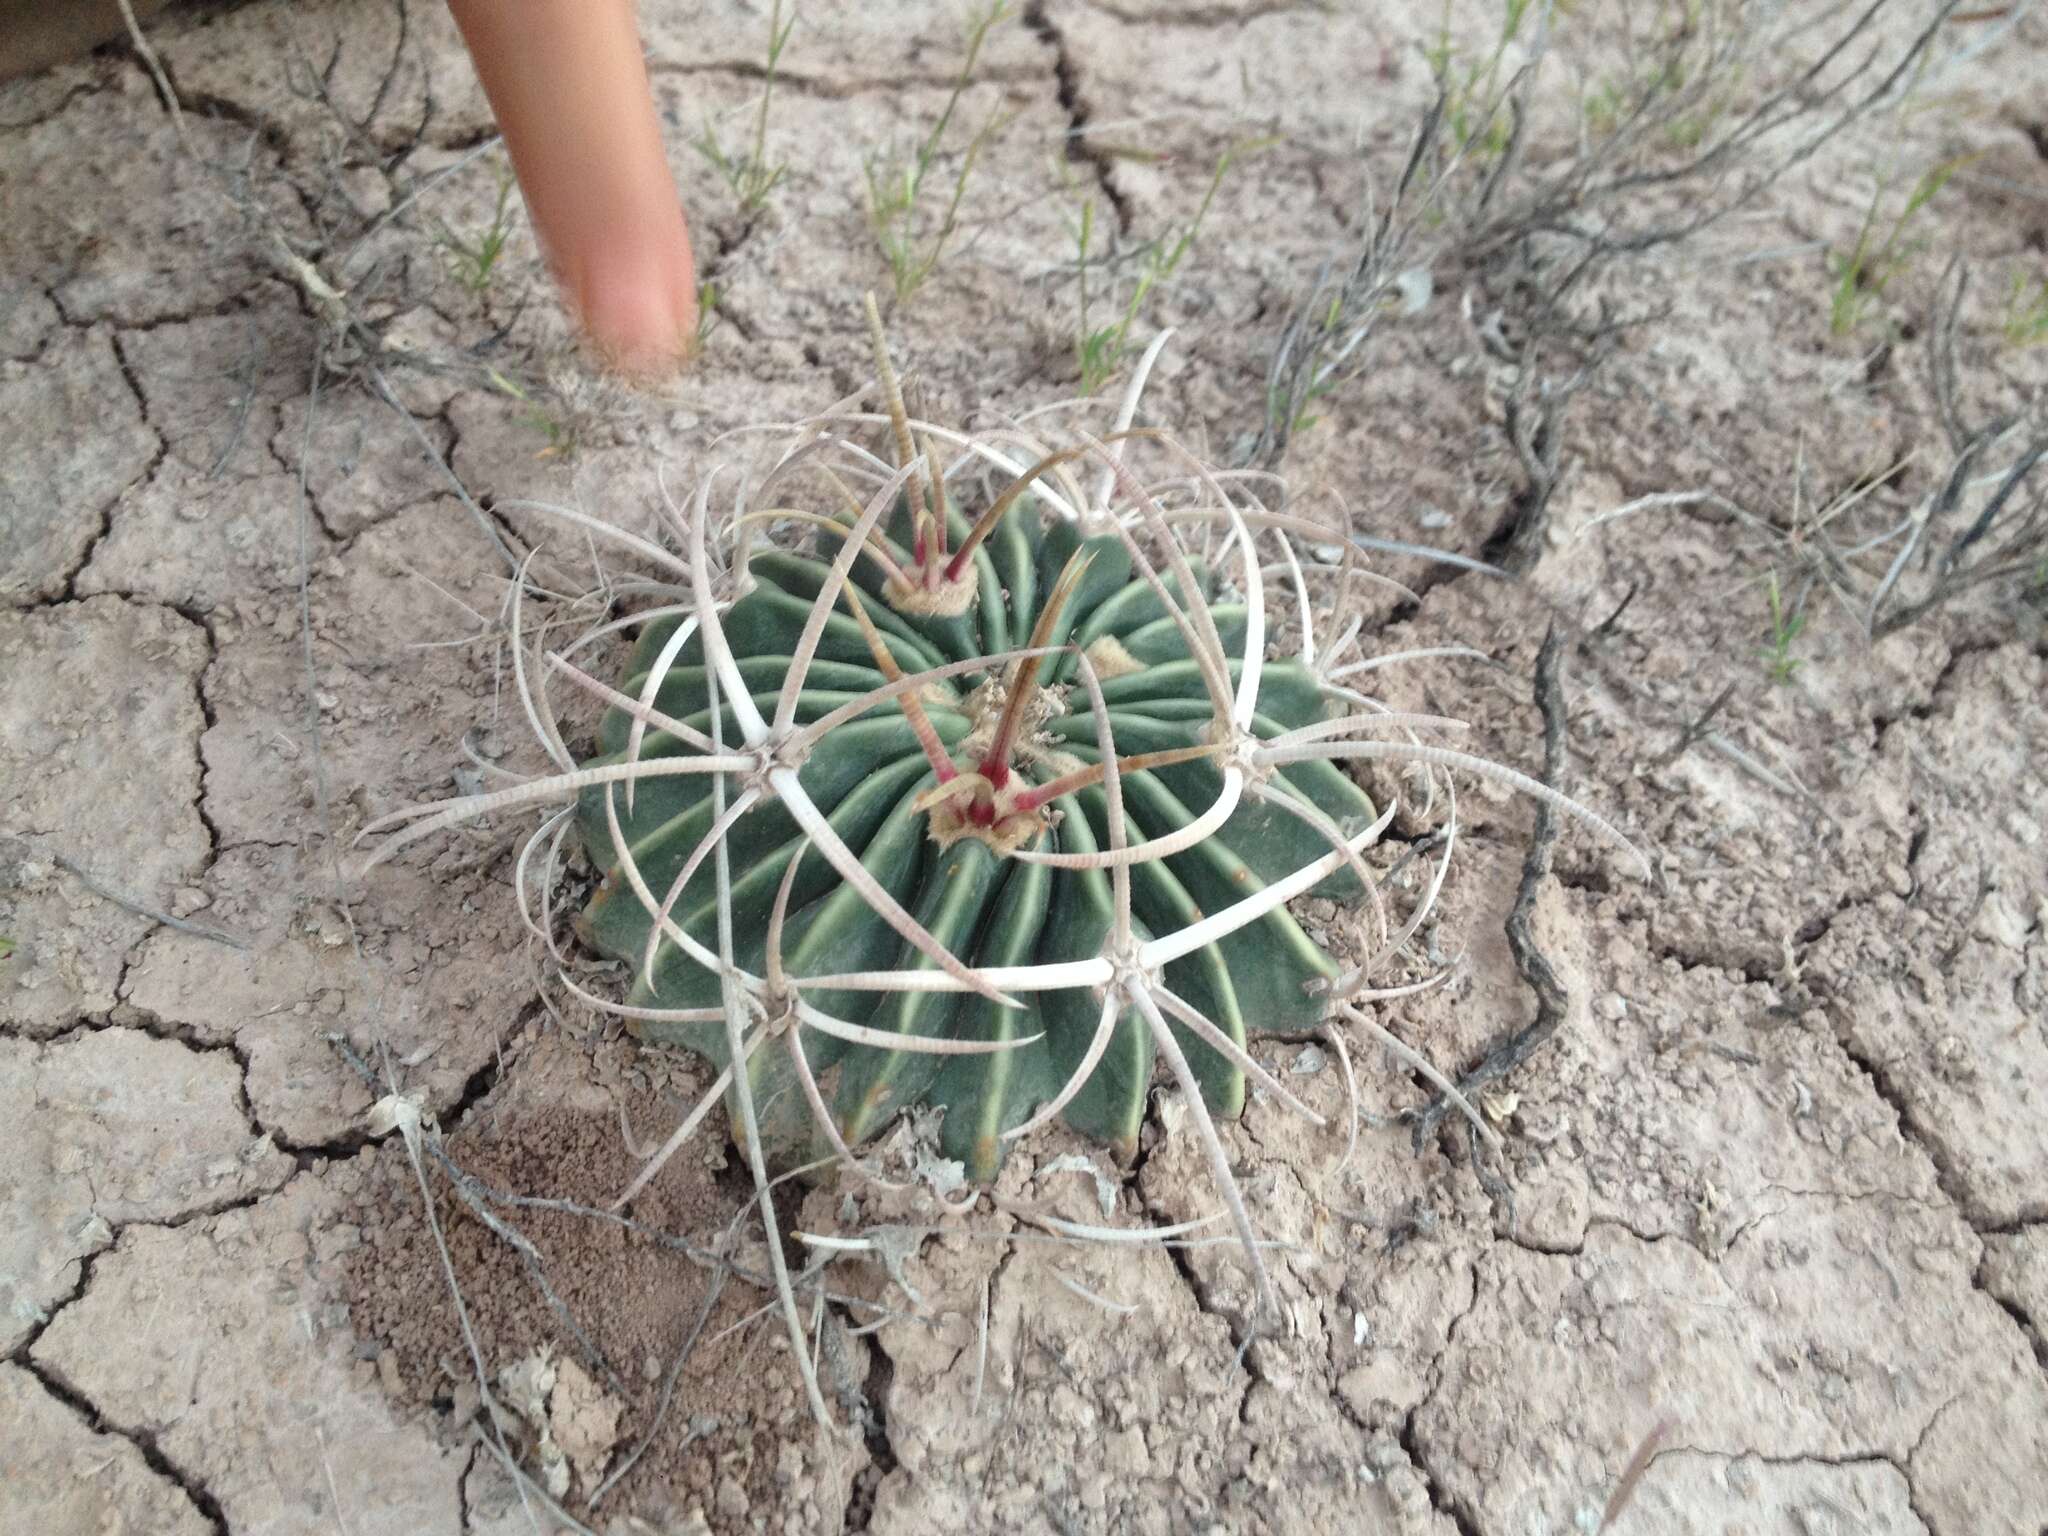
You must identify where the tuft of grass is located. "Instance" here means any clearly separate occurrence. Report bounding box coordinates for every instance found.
[1827,155,1972,337]
[1071,140,1264,394]
[1757,570,1808,684]
[0,935,14,961]
[695,278,723,350]
[1255,0,1958,469]
[432,157,519,293]
[862,2,1013,304]
[695,0,797,218]
[2002,270,2048,348]
[1579,13,1746,154]
[1265,273,1427,439]
[485,368,578,461]
[1424,0,1540,162]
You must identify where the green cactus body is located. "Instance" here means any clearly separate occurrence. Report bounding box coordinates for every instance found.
[574,498,1376,1178]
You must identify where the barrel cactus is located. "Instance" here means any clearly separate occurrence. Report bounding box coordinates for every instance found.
[571,439,1385,1186]
[365,305,1636,1336]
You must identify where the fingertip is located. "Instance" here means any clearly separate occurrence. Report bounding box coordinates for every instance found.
[450,0,699,377]
[576,255,697,380]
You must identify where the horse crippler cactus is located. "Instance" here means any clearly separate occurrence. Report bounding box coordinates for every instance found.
[363,305,1636,1327]
[574,435,1384,1183]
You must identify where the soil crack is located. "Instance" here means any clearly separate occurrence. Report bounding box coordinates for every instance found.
[1397,1405,1485,1536]
[1076,0,1315,25]
[1022,2,1133,235]
[1129,1093,1259,1358]
[1818,1007,2034,1233]
[15,1356,232,1536]
[645,58,1044,101]
[1977,1254,2048,1372]
[56,330,167,602]
[1869,634,2008,739]
[0,75,117,134]
[841,1333,898,1534]
[8,1245,103,1366]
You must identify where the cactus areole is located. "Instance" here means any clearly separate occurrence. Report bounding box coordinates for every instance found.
[573,468,1381,1182]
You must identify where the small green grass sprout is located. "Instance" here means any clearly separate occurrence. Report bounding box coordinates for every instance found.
[695,0,797,218]
[1425,0,1540,162]
[1758,570,1808,684]
[432,157,520,293]
[2002,270,2048,348]
[695,278,723,350]
[1827,155,1972,337]
[485,368,577,461]
[862,2,1013,303]
[1072,139,1266,394]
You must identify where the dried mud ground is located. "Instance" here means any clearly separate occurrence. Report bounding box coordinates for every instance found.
[4,2,2048,1533]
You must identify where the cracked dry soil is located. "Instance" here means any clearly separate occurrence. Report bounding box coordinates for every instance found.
[4,2,2047,1533]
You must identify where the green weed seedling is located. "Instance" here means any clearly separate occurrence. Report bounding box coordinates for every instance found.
[1758,570,1807,684]
[2002,271,2048,348]
[696,0,797,218]
[485,368,577,461]
[1425,0,1539,162]
[695,279,723,350]
[433,157,519,293]
[863,2,1013,304]
[1072,140,1263,394]
[1266,289,1353,437]
[1828,156,1971,337]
